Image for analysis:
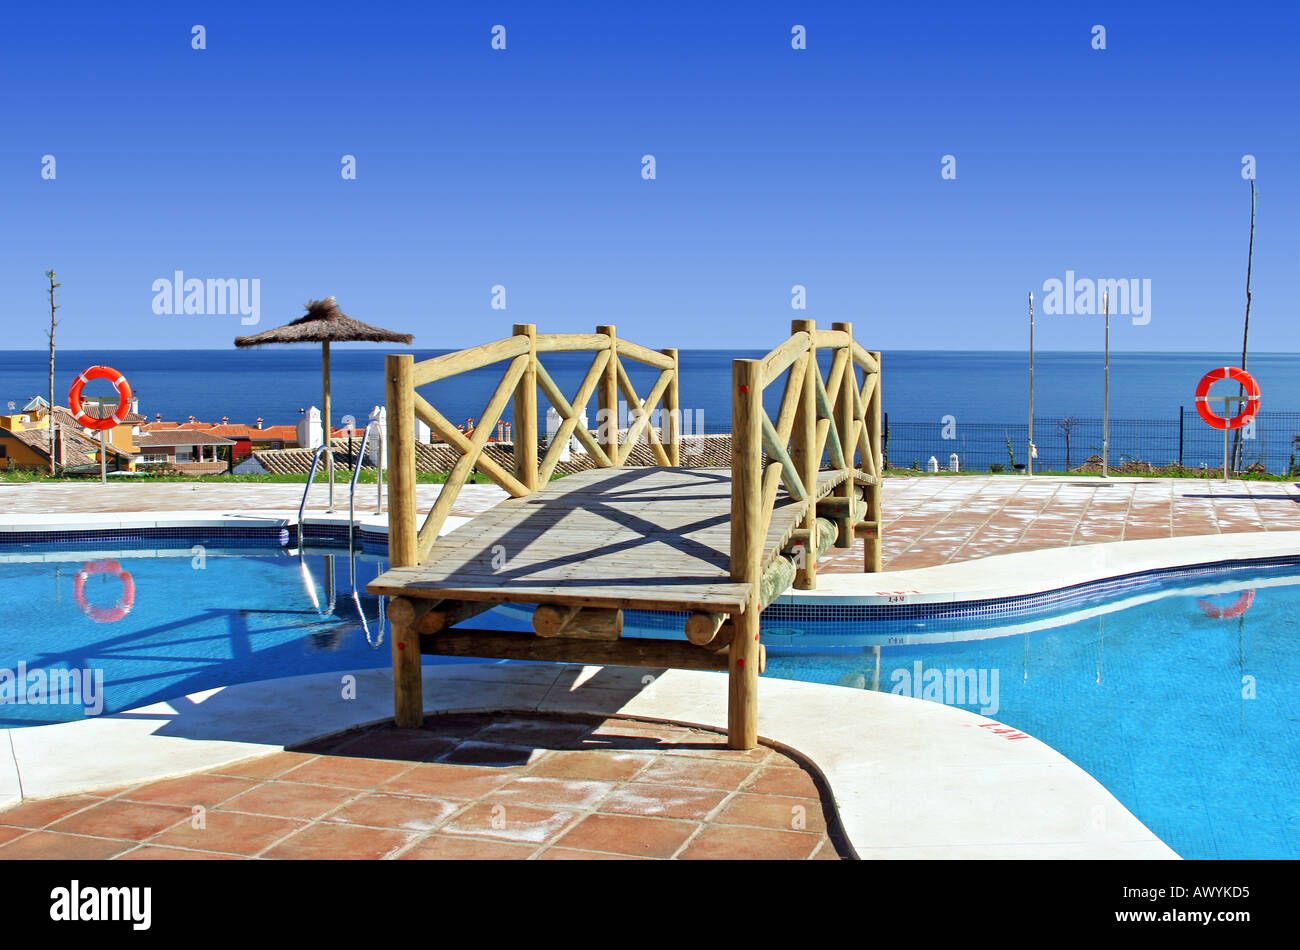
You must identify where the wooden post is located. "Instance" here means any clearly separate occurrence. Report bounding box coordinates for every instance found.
[385,354,423,728]
[663,347,681,466]
[512,324,539,491]
[864,350,883,573]
[791,319,817,588]
[597,325,619,464]
[729,358,763,750]
[831,322,855,547]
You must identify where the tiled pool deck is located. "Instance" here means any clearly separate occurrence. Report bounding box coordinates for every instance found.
[5,475,1296,571]
[819,475,1300,572]
[3,472,1276,861]
[0,713,841,860]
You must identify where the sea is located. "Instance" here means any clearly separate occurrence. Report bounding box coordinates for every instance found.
[3,349,1299,474]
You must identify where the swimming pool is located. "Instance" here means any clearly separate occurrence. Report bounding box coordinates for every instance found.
[0,540,478,728]
[754,566,1300,861]
[2,537,1295,858]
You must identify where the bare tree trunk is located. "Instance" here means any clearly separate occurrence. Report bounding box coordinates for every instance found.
[1231,181,1256,472]
[45,269,60,476]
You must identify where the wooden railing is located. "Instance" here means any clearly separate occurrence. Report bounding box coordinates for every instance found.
[726,320,883,733]
[385,324,680,564]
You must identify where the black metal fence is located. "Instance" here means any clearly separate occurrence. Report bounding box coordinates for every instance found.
[881,410,1300,475]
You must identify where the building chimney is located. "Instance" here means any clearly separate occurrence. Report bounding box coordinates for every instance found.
[256,417,263,429]
[221,416,228,424]
[155,413,161,422]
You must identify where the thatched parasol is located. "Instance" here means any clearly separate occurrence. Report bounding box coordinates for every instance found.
[236,296,413,508]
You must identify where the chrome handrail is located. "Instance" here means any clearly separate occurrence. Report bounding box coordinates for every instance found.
[348,420,384,546]
[298,443,332,547]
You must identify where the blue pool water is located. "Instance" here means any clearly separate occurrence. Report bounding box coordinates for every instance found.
[753,567,1300,861]
[0,542,481,729]
[1,540,1296,859]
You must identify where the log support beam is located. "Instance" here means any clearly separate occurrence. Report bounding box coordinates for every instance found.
[533,605,623,640]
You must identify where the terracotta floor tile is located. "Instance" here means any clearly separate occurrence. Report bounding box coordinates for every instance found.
[288,732,356,755]
[211,751,318,781]
[278,755,415,789]
[222,781,357,820]
[0,794,102,829]
[439,802,577,844]
[420,713,507,739]
[527,750,654,782]
[633,756,760,790]
[713,793,828,834]
[588,721,698,743]
[484,776,618,810]
[382,763,516,799]
[264,822,418,860]
[50,800,190,840]
[398,835,541,860]
[678,824,821,860]
[0,712,844,862]
[556,813,698,859]
[0,830,134,860]
[812,840,844,859]
[333,731,459,763]
[741,766,821,799]
[471,719,595,749]
[151,810,305,856]
[437,741,543,767]
[326,793,460,832]
[597,783,728,821]
[119,774,258,809]
[537,847,650,860]
[658,739,773,764]
[116,845,247,860]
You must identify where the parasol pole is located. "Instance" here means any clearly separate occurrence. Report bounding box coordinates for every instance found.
[322,340,334,510]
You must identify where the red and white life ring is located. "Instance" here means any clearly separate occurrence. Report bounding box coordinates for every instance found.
[1196,589,1255,620]
[73,559,136,623]
[68,365,133,430]
[1194,367,1260,431]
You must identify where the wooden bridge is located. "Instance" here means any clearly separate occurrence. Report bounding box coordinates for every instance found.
[368,320,883,749]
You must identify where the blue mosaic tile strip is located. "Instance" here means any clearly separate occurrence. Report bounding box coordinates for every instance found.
[2,522,1296,633]
[0,524,289,547]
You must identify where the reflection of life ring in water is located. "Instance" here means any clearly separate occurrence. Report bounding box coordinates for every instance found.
[1196,589,1255,620]
[73,560,136,623]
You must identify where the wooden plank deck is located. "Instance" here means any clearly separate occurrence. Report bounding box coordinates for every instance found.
[368,466,848,614]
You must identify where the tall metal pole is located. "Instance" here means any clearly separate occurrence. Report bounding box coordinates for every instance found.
[1028,291,1035,476]
[322,340,334,511]
[1102,290,1110,478]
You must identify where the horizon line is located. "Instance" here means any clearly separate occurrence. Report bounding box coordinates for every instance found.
[3,347,1298,356]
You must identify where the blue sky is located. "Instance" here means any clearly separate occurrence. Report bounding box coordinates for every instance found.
[1,0,1297,352]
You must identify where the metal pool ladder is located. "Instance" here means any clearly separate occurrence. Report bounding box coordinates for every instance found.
[347,420,384,547]
[296,421,384,548]
[298,444,332,547]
